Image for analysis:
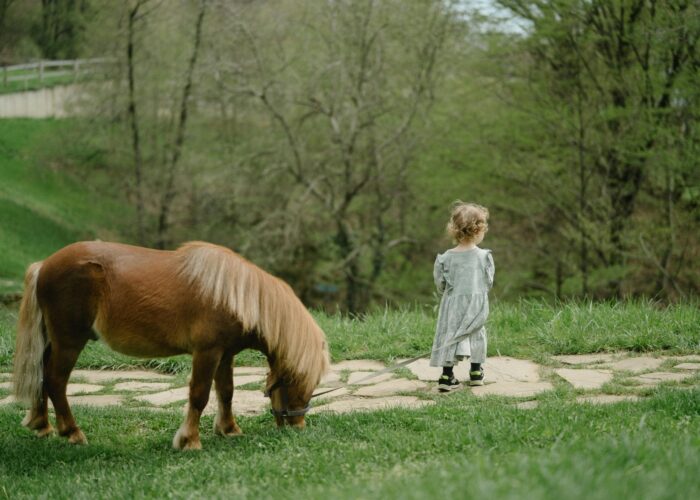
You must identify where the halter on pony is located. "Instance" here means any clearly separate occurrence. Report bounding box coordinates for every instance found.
[264,378,312,418]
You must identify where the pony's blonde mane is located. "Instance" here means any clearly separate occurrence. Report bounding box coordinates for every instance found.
[177,242,329,393]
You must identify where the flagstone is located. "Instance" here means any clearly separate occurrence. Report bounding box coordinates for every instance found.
[314,396,434,414]
[200,389,268,416]
[604,357,664,373]
[405,356,542,383]
[630,371,694,385]
[135,387,193,406]
[233,375,265,387]
[233,367,268,375]
[672,355,700,362]
[331,360,386,372]
[576,395,640,405]
[470,381,553,398]
[0,395,16,405]
[66,384,103,395]
[312,387,350,401]
[347,371,393,385]
[673,363,700,371]
[113,381,172,392]
[64,395,124,407]
[320,371,342,385]
[555,368,613,390]
[354,379,427,397]
[0,381,11,390]
[71,369,174,384]
[552,353,618,365]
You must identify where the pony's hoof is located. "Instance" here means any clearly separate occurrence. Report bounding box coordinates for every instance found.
[172,428,202,450]
[22,411,50,432]
[67,429,88,445]
[214,420,243,437]
[35,424,54,438]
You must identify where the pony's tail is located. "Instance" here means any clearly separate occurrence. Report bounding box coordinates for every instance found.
[13,262,46,405]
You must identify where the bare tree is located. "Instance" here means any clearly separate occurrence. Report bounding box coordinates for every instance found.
[205,0,455,312]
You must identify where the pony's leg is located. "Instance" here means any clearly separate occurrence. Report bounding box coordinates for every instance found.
[22,345,53,437]
[45,340,88,444]
[173,349,221,450]
[213,352,242,437]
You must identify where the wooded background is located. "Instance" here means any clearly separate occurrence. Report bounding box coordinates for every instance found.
[1,0,698,312]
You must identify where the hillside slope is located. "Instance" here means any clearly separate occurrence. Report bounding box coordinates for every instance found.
[0,119,130,294]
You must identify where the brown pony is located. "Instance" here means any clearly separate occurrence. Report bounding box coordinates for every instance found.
[12,241,330,450]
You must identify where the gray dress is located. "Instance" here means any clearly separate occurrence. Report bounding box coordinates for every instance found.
[430,247,494,367]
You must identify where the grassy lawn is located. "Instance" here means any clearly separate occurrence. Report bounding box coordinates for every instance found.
[0,119,131,294]
[0,301,699,498]
[0,387,697,499]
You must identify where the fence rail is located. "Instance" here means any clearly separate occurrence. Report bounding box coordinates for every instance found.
[1,58,111,88]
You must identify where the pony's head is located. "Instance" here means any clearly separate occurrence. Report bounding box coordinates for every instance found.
[265,370,315,428]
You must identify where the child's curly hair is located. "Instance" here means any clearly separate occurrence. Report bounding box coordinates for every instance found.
[446,201,489,243]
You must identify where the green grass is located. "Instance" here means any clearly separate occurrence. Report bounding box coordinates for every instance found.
[2,300,699,372]
[0,119,131,293]
[1,301,698,498]
[0,388,697,499]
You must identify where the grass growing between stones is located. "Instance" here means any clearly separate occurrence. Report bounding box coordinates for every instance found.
[0,388,697,499]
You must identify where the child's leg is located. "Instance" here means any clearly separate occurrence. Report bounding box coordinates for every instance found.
[469,327,487,365]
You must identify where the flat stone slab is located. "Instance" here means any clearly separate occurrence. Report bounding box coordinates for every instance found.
[0,395,16,405]
[405,356,542,383]
[233,367,268,375]
[471,381,553,398]
[314,396,434,414]
[135,387,193,406]
[0,381,12,390]
[354,379,427,397]
[71,370,174,384]
[672,355,700,362]
[320,372,342,385]
[514,401,539,410]
[347,371,393,385]
[312,387,350,401]
[576,395,640,405]
[66,384,103,396]
[630,371,694,385]
[113,382,172,392]
[555,368,613,390]
[331,360,386,372]
[200,389,268,416]
[674,363,700,371]
[552,353,618,365]
[233,375,265,387]
[65,395,124,407]
[604,357,664,373]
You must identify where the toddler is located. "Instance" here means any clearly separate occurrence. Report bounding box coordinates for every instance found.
[431,202,494,391]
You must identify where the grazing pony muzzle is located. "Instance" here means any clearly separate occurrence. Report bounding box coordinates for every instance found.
[265,379,311,423]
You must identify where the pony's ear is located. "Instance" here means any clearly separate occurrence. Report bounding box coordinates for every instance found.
[264,371,280,395]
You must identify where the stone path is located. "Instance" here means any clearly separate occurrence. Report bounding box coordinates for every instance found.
[0,353,698,415]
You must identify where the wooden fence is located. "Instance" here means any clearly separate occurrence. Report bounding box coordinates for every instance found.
[1,58,110,89]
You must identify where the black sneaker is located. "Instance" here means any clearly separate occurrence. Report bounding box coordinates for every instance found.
[469,369,485,386]
[438,374,461,392]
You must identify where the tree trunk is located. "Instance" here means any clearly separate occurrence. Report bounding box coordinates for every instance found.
[127,1,146,245]
[155,0,207,249]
